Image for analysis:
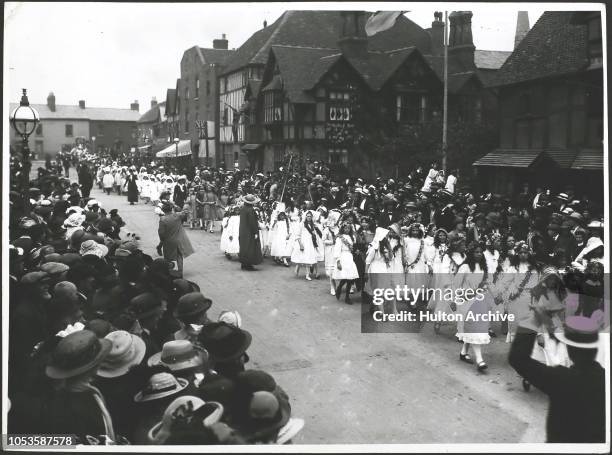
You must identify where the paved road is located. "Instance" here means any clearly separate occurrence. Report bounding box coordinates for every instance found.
[90,184,550,444]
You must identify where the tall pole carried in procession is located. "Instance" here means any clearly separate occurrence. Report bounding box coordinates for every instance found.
[442,11,449,173]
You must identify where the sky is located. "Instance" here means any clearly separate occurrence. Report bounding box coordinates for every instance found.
[7,1,585,111]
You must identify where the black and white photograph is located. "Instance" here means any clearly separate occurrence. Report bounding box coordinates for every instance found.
[3,2,609,452]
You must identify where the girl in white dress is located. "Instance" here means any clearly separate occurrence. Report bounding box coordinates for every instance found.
[454,242,492,372]
[223,206,241,258]
[149,176,161,204]
[219,207,231,256]
[403,223,429,308]
[365,227,393,312]
[270,211,292,266]
[140,174,151,204]
[428,234,466,333]
[322,210,340,294]
[291,211,319,280]
[332,222,360,304]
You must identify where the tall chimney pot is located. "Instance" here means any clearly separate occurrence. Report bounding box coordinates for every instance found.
[430,12,445,56]
[47,92,56,112]
[130,100,139,111]
[448,11,475,70]
[213,34,229,50]
[78,100,86,109]
[338,11,368,59]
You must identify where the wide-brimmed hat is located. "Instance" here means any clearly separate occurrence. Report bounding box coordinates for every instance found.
[97,331,146,378]
[198,322,252,362]
[20,271,50,285]
[46,330,112,379]
[147,340,207,372]
[578,237,604,257]
[79,239,109,258]
[175,292,212,319]
[218,310,243,328]
[147,396,224,444]
[134,372,189,403]
[555,316,600,348]
[129,292,164,320]
[240,391,291,442]
[40,261,70,278]
[242,194,260,205]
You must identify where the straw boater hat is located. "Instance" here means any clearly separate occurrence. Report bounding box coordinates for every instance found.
[556,316,600,349]
[242,194,260,205]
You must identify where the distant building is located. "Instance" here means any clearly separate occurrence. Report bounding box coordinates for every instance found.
[137,98,168,157]
[175,36,234,165]
[9,92,140,158]
[219,10,501,175]
[474,11,604,200]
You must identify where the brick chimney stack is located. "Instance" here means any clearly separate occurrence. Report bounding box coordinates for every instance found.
[47,92,56,112]
[338,11,368,59]
[130,100,139,111]
[449,11,476,70]
[78,100,86,109]
[213,33,229,50]
[151,97,158,109]
[514,11,530,49]
[430,12,445,56]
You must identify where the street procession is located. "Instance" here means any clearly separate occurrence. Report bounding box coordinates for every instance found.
[4,3,609,451]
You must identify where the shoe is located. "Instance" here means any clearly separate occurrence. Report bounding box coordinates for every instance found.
[488,329,497,338]
[335,284,342,300]
[477,361,488,372]
[209,229,214,233]
[306,275,312,281]
[283,260,290,267]
[459,353,474,364]
[330,288,336,296]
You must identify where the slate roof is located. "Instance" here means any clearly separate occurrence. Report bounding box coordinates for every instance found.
[474,50,511,70]
[345,48,417,91]
[492,11,590,87]
[571,148,603,170]
[199,48,235,65]
[138,102,166,124]
[10,103,141,122]
[223,10,432,75]
[447,72,479,94]
[270,46,341,103]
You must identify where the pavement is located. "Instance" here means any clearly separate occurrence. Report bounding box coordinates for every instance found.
[85,180,553,445]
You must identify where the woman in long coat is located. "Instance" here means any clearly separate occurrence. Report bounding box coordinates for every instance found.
[238,195,263,270]
[125,169,139,205]
[200,182,219,233]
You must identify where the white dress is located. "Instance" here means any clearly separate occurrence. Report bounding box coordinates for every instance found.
[454,263,491,345]
[220,216,230,252]
[322,227,337,277]
[290,223,318,265]
[270,219,293,258]
[224,215,240,255]
[403,237,429,290]
[332,235,359,280]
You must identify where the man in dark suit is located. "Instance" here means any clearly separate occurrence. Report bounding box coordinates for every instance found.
[158,203,194,277]
[509,311,605,443]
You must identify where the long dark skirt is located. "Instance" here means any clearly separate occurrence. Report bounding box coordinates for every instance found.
[127,182,139,203]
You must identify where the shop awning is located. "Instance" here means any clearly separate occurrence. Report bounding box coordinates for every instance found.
[241,143,262,151]
[571,148,603,170]
[473,149,544,168]
[138,144,152,150]
[156,140,191,158]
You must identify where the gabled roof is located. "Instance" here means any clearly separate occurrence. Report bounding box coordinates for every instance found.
[447,72,480,94]
[137,102,165,124]
[199,48,234,65]
[10,103,141,122]
[270,45,340,103]
[493,11,590,87]
[473,149,547,168]
[223,10,431,75]
[422,55,466,80]
[345,47,417,91]
[474,50,511,70]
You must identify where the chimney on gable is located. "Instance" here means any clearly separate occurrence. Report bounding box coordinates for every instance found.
[430,12,445,56]
[514,11,530,49]
[151,97,158,109]
[78,100,86,109]
[263,20,267,28]
[47,92,56,112]
[213,33,229,50]
[131,100,139,111]
[448,11,476,69]
[338,11,368,59]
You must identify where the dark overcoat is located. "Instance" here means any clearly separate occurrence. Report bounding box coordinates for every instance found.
[238,204,263,266]
[158,212,194,261]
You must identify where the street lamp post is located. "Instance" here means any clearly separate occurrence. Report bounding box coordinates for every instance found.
[10,89,40,196]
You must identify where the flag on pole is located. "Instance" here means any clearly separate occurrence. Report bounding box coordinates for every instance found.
[365,11,406,37]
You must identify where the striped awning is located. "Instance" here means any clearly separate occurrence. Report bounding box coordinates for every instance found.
[473,149,544,168]
[156,140,191,158]
[571,148,603,170]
